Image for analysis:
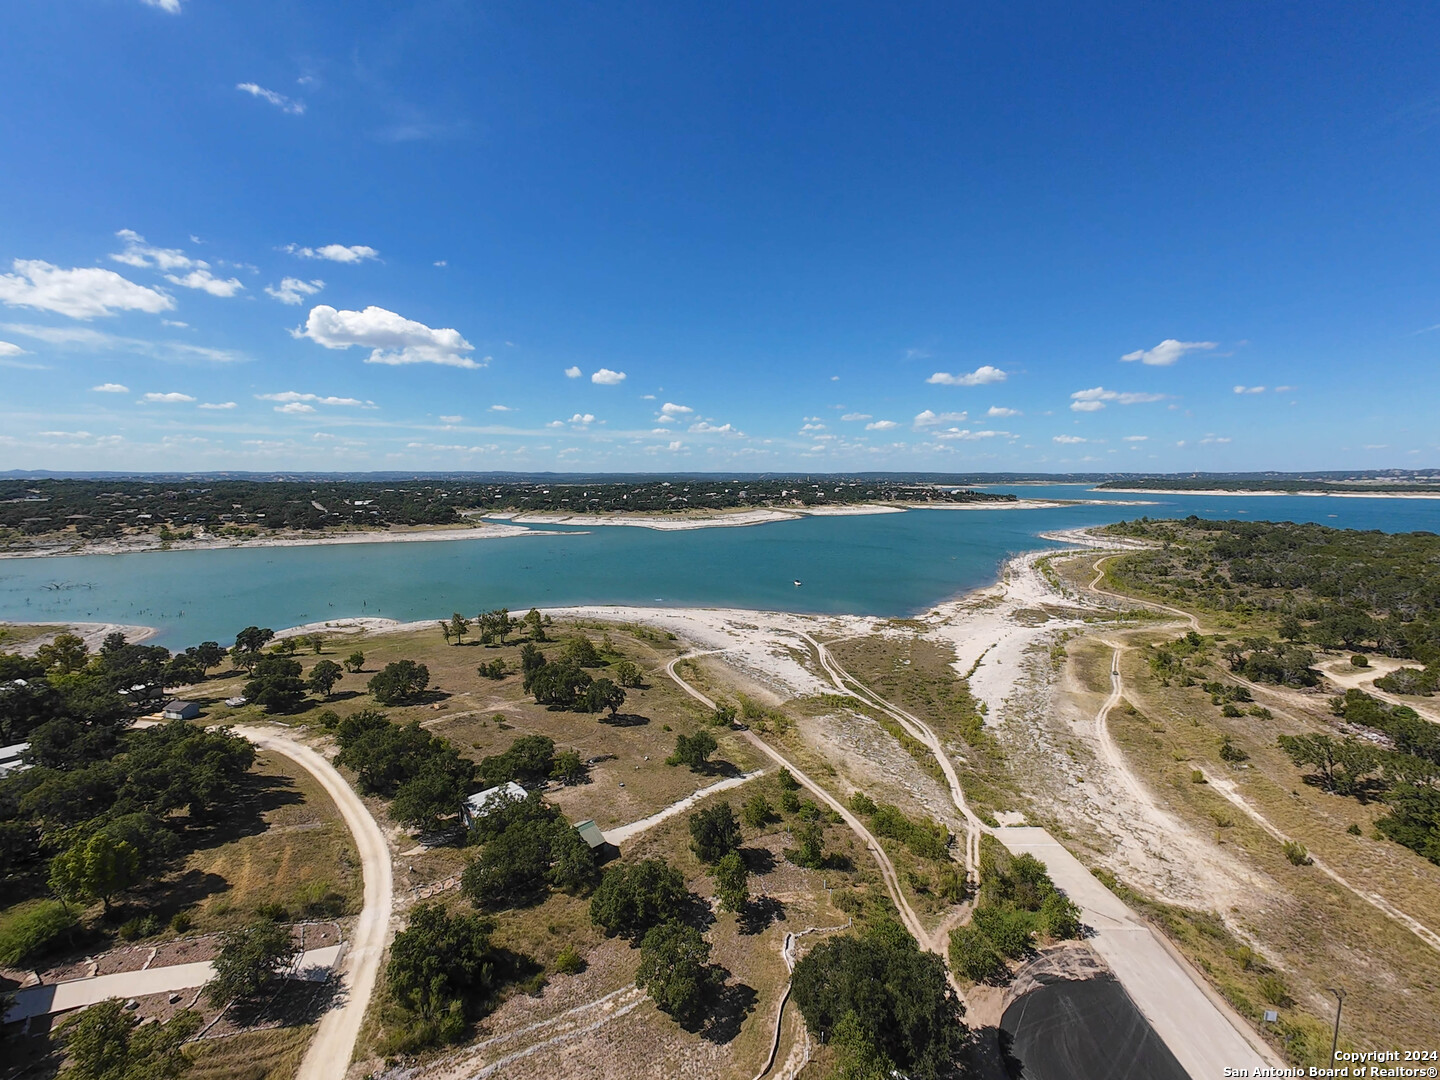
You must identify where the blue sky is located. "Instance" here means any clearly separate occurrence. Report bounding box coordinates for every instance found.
[2,1,1438,473]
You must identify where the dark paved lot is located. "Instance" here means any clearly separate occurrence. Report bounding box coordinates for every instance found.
[999,974,1189,1080]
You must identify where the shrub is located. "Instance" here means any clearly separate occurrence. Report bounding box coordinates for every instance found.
[1346,822,1362,836]
[553,945,585,975]
[1219,735,1250,763]
[666,730,717,771]
[386,903,504,1048]
[778,768,800,791]
[1351,654,1369,668]
[948,924,1006,983]
[1191,769,1207,784]
[780,789,801,813]
[1282,841,1311,866]
[1257,973,1292,1007]
[848,791,877,816]
[741,792,775,828]
[971,905,1036,959]
[118,914,161,941]
[170,910,194,933]
[0,900,78,967]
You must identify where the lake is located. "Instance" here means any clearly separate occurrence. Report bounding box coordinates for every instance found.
[2,485,1437,648]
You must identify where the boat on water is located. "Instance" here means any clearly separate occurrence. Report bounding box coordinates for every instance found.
[793,579,802,586]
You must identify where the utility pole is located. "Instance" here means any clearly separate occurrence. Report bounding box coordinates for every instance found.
[1327,987,1346,1064]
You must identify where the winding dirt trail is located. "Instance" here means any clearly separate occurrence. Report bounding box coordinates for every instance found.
[664,652,930,949]
[1077,554,1440,958]
[797,632,986,882]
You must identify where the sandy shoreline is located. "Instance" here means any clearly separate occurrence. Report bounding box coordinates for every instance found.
[0,522,565,561]
[1097,487,1440,499]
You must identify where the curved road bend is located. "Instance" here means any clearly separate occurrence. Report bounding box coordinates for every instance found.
[228,726,394,1080]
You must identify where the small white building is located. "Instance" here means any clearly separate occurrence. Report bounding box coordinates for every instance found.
[461,782,527,828]
[0,742,30,778]
[161,700,201,720]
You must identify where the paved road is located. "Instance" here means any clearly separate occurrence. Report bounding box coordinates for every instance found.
[996,827,1279,1076]
[4,946,345,1024]
[229,726,393,1080]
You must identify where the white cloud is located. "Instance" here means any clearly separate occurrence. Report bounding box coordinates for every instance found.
[110,229,197,272]
[865,420,898,430]
[689,421,736,434]
[591,368,626,385]
[0,341,27,357]
[92,382,129,393]
[644,440,684,453]
[1053,434,1087,444]
[1233,385,1266,394]
[926,365,1006,386]
[198,401,236,410]
[1121,339,1216,366]
[439,415,463,423]
[564,366,582,378]
[1199,435,1232,444]
[284,244,378,263]
[2,322,242,364]
[161,319,188,328]
[1122,435,1148,442]
[434,260,447,267]
[935,428,1005,441]
[1069,386,1166,411]
[567,413,596,425]
[0,260,174,319]
[800,423,826,432]
[237,83,305,115]
[298,305,480,368]
[265,277,324,305]
[659,402,693,417]
[141,0,181,12]
[986,406,1021,418]
[912,410,968,428]
[141,391,195,403]
[1274,385,1296,392]
[256,391,367,406]
[163,268,244,297]
[276,402,316,414]
[841,412,872,422]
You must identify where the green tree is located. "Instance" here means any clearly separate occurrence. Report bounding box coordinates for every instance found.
[583,677,626,716]
[368,660,431,705]
[666,730,717,771]
[829,1011,898,1080]
[56,998,201,1080]
[438,621,452,647]
[778,767,800,791]
[523,607,547,641]
[343,650,365,673]
[478,734,556,787]
[741,793,775,828]
[711,702,738,727]
[307,659,343,698]
[712,851,749,913]
[590,858,689,939]
[530,659,592,709]
[0,900,78,967]
[635,921,714,1025]
[390,764,467,835]
[791,925,965,1080]
[386,904,500,1044]
[449,612,471,646]
[689,801,742,864]
[243,654,307,713]
[948,924,1007,983]
[36,633,89,675]
[561,635,603,667]
[306,633,325,654]
[788,821,826,869]
[49,829,143,912]
[206,920,299,1005]
[551,750,587,785]
[233,627,277,666]
[162,652,206,689]
[611,659,642,687]
[193,641,227,670]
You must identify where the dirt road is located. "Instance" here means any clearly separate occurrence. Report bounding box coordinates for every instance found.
[664,653,932,950]
[230,725,393,1080]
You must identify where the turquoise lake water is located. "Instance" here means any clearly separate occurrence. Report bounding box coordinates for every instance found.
[2,484,1438,648]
